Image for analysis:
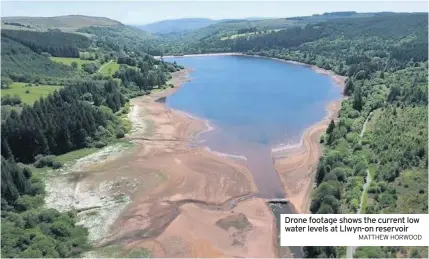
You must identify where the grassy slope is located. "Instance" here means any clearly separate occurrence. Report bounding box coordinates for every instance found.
[1,82,63,105]
[1,37,74,79]
[99,61,120,76]
[2,15,121,31]
[50,57,94,69]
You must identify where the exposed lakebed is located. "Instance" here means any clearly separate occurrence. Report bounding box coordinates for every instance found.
[165,55,341,199]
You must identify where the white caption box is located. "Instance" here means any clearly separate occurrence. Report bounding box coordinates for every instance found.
[280,214,429,246]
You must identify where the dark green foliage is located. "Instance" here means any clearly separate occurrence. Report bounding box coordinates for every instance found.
[1,94,22,106]
[1,157,34,204]
[352,86,363,111]
[33,155,62,169]
[326,119,335,134]
[81,63,100,74]
[344,79,354,96]
[1,80,126,163]
[117,56,137,66]
[1,158,89,258]
[1,29,91,57]
[365,106,427,214]
[114,55,175,92]
[1,77,14,89]
[77,25,162,56]
[1,37,74,82]
[175,12,428,258]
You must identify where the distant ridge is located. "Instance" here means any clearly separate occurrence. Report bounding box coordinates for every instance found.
[1,15,122,30]
[134,17,276,34]
[135,18,218,34]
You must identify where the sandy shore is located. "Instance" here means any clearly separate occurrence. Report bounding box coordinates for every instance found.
[163,52,347,214]
[270,62,346,214]
[88,68,278,257]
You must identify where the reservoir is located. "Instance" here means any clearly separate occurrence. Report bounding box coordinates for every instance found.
[165,54,341,258]
[165,55,341,199]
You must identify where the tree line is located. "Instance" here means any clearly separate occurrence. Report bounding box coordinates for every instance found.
[1,156,89,258]
[1,80,126,163]
[157,12,428,258]
[1,29,91,58]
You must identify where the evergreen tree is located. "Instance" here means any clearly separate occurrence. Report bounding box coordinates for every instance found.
[353,86,363,111]
[326,119,335,134]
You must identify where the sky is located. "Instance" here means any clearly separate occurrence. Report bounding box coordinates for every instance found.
[1,0,428,25]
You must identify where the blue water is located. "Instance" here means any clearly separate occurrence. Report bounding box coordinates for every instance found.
[165,55,341,198]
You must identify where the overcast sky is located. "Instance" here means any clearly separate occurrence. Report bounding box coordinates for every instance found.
[2,1,428,25]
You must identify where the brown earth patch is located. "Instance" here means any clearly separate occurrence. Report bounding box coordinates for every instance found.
[64,68,277,257]
[132,198,276,258]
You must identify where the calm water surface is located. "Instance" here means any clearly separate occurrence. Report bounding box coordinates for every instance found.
[165,55,341,258]
[166,55,340,198]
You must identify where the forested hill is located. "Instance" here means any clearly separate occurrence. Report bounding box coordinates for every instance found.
[159,12,428,258]
[2,15,121,31]
[1,15,183,258]
[135,18,219,34]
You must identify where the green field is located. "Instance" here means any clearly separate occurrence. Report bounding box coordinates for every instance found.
[50,57,94,69]
[1,82,63,105]
[99,61,120,76]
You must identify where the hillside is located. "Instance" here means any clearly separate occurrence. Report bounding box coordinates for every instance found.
[1,15,184,257]
[136,18,219,34]
[1,15,121,31]
[157,12,429,258]
[1,11,428,259]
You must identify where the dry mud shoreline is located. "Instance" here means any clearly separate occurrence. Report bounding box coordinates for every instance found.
[46,68,278,257]
[159,53,346,213]
[45,54,345,257]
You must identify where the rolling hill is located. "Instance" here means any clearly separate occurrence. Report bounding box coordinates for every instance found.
[135,18,219,34]
[1,15,121,31]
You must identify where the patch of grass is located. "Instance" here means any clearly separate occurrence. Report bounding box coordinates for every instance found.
[365,108,381,133]
[96,245,122,258]
[100,61,120,76]
[1,82,63,105]
[393,169,428,213]
[55,147,99,165]
[50,57,94,69]
[360,190,368,214]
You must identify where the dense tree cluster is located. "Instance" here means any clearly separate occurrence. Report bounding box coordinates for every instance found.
[237,27,257,34]
[1,80,126,163]
[1,18,183,259]
[77,25,163,56]
[1,157,89,258]
[158,12,428,258]
[117,56,137,66]
[1,37,75,83]
[1,30,91,57]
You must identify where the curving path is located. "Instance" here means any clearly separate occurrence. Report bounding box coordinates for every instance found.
[98,60,113,72]
[346,112,373,258]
